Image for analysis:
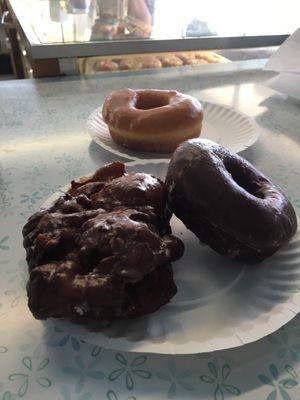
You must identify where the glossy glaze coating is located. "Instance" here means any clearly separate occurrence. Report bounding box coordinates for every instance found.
[102,88,203,152]
[166,139,297,263]
[23,162,184,321]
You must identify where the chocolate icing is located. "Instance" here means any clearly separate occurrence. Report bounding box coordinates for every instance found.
[166,139,297,263]
[23,162,184,321]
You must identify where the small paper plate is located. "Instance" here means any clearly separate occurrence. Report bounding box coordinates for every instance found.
[87,102,259,160]
[43,161,300,355]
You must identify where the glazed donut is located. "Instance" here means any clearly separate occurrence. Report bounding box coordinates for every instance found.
[119,58,142,70]
[140,56,162,69]
[166,139,297,263]
[194,51,225,64]
[196,59,209,65]
[178,53,198,65]
[160,56,183,68]
[94,60,119,72]
[102,88,203,152]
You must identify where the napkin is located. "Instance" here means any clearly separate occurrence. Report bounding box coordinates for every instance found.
[264,73,300,100]
[264,28,300,99]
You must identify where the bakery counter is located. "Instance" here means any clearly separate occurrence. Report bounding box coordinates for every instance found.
[1,0,286,78]
[1,65,300,399]
[78,50,229,75]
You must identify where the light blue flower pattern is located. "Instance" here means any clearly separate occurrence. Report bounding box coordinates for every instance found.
[200,362,240,400]
[0,346,8,354]
[268,332,300,362]
[54,154,85,180]
[157,360,194,398]
[19,330,54,359]
[5,259,27,286]
[258,364,298,400]
[0,237,9,251]
[62,355,105,393]
[108,353,152,391]
[91,346,102,357]
[2,391,15,400]
[4,280,26,308]
[60,385,92,400]
[50,326,81,351]
[8,356,52,397]
[0,382,16,400]
[0,184,14,217]
[20,192,43,205]
[106,390,137,400]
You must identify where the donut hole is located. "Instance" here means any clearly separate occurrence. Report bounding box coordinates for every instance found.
[135,92,169,110]
[224,160,265,199]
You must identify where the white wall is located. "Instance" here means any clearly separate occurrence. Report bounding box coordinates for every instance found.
[152,0,300,38]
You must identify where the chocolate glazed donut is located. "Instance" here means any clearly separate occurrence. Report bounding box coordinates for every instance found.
[165,139,297,263]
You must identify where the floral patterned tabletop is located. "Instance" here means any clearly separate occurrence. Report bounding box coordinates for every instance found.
[1,65,300,400]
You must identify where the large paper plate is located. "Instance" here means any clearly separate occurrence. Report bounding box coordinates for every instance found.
[43,161,300,355]
[87,102,259,160]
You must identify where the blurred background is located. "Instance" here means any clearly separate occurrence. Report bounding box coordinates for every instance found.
[1,0,299,78]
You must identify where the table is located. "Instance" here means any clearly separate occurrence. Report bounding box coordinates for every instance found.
[1,65,300,399]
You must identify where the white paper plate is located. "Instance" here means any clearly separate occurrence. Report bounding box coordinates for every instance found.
[43,161,300,355]
[87,102,259,160]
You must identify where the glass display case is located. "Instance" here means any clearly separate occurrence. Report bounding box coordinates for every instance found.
[1,0,299,77]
